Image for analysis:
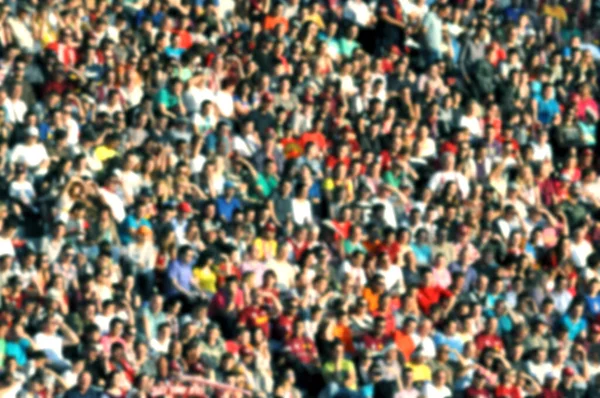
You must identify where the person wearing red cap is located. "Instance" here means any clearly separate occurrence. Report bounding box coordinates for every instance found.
[172,201,193,242]
[252,223,278,261]
[558,365,587,397]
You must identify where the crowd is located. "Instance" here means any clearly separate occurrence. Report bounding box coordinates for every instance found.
[0,0,598,397]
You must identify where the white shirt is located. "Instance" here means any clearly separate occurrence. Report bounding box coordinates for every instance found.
[550,289,573,314]
[94,314,114,335]
[459,115,483,138]
[232,134,259,158]
[291,198,313,225]
[65,117,80,146]
[8,17,34,50]
[0,237,16,258]
[370,197,398,229]
[215,90,234,118]
[184,86,215,114]
[150,338,171,355]
[376,266,405,294]
[121,170,142,202]
[343,0,372,27]
[34,332,64,359]
[411,334,436,359]
[342,261,367,287]
[428,170,470,197]
[191,154,207,174]
[10,143,49,168]
[421,383,452,398]
[5,98,26,123]
[572,239,593,268]
[8,180,35,203]
[99,188,126,223]
[531,141,553,162]
[526,360,552,384]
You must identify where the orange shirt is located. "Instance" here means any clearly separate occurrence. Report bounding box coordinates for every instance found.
[363,287,381,314]
[334,324,355,354]
[264,16,288,32]
[394,329,415,362]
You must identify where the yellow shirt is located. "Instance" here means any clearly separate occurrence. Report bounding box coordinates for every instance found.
[304,13,325,29]
[94,145,118,162]
[542,5,567,23]
[194,267,217,294]
[253,237,278,261]
[406,362,432,382]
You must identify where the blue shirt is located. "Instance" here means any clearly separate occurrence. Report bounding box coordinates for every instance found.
[216,196,242,222]
[411,243,432,265]
[120,215,152,245]
[433,332,463,362]
[585,294,600,317]
[537,97,560,125]
[561,314,588,341]
[167,258,194,297]
[135,9,164,27]
[5,338,30,366]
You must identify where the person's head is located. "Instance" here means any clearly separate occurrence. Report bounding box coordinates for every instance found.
[77,372,92,392]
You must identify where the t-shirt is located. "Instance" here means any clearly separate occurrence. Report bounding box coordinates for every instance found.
[154,87,179,110]
[34,332,64,360]
[422,383,452,398]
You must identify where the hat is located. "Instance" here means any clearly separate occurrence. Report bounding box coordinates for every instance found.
[545,372,558,380]
[592,324,600,333]
[47,288,61,301]
[265,223,276,232]
[261,92,274,103]
[224,181,236,190]
[137,226,152,236]
[26,126,39,137]
[562,367,575,377]
[583,148,594,156]
[178,202,193,213]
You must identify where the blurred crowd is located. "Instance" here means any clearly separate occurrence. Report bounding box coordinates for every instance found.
[0,0,599,397]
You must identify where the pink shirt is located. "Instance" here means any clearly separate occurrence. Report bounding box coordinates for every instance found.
[431,266,452,289]
[576,98,599,120]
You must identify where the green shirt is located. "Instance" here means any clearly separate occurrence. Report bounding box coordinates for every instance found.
[256,173,279,198]
[338,38,360,58]
[560,200,588,229]
[343,239,367,255]
[322,359,356,386]
[0,338,6,368]
[154,87,179,110]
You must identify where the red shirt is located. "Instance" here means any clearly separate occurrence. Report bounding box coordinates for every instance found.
[208,289,245,317]
[360,333,389,352]
[272,314,295,341]
[494,385,521,398]
[475,332,504,352]
[464,387,491,398]
[299,131,328,152]
[284,336,317,364]
[238,305,270,337]
[371,310,396,338]
[378,241,400,263]
[417,285,453,315]
[287,238,309,262]
[537,388,563,398]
